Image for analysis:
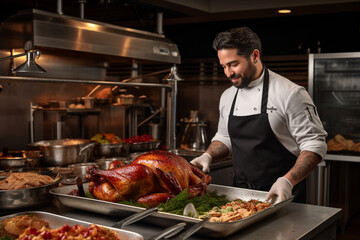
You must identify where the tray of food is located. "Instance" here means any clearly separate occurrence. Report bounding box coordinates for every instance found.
[50,183,292,237]
[0,211,143,240]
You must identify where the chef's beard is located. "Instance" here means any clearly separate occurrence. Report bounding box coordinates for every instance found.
[229,62,257,88]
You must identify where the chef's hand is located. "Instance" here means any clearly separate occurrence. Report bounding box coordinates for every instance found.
[265,177,293,203]
[190,153,212,173]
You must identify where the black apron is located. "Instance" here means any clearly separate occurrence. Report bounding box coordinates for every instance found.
[228,67,306,203]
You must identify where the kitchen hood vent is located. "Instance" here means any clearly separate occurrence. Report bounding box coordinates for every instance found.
[0,9,181,64]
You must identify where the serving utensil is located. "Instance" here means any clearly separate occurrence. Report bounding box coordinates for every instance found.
[112,207,158,228]
[112,207,187,240]
[173,218,209,240]
[75,176,86,197]
[148,222,186,240]
[183,203,199,218]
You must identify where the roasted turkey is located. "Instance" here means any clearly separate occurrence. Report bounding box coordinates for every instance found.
[86,150,212,207]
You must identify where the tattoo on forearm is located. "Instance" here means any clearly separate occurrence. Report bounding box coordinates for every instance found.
[207,141,230,160]
[290,151,321,182]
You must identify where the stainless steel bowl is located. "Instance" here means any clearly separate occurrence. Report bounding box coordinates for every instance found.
[95,157,132,169]
[28,139,97,166]
[95,143,130,158]
[128,140,161,153]
[68,162,98,181]
[0,150,42,170]
[129,152,147,161]
[167,149,204,161]
[0,177,61,210]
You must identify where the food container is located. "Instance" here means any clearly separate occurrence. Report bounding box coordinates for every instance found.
[0,211,144,240]
[68,162,98,181]
[96,157,132,169]
[167,149,204,161]
[0,167,53,181]
[128,140,161,153]
[129,152,147,161]
[0,150,42,170]
[28,139,97,166]
[82,96,95,108]
[0,177,61,210]
[115,95,135,104]
[94,142,130,158]
[114,95,145,105]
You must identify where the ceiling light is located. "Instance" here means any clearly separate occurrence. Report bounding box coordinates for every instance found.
[13,51,46,73]
[278,9,292,14]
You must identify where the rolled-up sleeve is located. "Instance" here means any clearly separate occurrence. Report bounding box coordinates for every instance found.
[286,87,328,159]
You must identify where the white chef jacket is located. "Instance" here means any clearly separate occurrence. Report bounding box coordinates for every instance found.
[212,68,328,159]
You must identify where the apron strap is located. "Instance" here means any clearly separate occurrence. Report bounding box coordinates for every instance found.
[230,88,240,115]
[261,66,269,113]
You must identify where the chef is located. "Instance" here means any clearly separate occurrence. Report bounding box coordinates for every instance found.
[190,27,327,203]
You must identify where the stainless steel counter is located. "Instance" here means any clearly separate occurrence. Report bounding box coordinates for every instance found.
[1,200,340,240]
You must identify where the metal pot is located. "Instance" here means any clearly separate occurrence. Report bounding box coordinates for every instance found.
[68,162,98,182]
[95,143,130,158]
[28,139,97,166]
[95,157,132,169]
[0,150,42,170]
[0,177,61,210]
[128,140,161,153]
[167,149,204,161]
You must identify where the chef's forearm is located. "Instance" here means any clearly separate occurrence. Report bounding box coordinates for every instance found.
[284,150,322,186]
[205,140,230,161]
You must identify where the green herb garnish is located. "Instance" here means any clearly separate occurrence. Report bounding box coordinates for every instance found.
[118,199,149,208]
[0,236,15,240]
[85,192,94,199]
[158,189,229,216]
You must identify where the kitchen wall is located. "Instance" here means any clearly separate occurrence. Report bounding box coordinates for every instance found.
[0,49,106,150]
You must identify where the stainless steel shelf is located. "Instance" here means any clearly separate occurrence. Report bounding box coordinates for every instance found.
[0,76,171,89]
[325,153,360,163]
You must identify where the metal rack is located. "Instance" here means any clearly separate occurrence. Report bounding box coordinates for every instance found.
[0,67,180,149]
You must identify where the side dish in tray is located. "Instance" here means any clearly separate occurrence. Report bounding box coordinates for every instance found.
[0,172,56,190]
[18,223,120,240]
[0,214,121,240]
[200,199,272,222]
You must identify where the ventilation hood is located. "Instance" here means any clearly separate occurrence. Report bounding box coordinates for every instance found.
[0,9,181,64]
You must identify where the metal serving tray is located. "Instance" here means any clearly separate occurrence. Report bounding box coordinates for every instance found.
[50,183,292,237]
[0,211,143,240]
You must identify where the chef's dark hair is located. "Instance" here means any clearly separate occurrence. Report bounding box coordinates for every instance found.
[212,27,262,58]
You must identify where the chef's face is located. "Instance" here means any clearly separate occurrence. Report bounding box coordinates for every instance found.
[218,48,257,88]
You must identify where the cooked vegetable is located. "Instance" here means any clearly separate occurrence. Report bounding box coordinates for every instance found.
[122,134,153,143]
[90,133,122,144]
